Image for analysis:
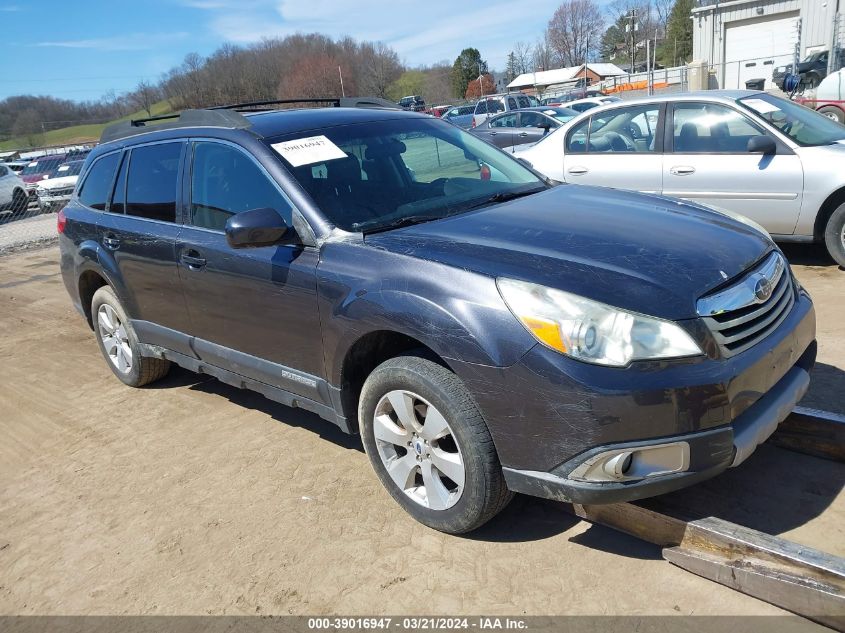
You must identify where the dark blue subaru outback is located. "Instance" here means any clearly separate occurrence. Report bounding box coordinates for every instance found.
[59,98,816,533]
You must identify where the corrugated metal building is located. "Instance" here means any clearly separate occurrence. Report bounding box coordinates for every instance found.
[692,0,842,89]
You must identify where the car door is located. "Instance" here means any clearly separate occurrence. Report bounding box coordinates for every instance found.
[0,165,11,207]
[662,102,804,235]
[483,113,518,149]
[97,141,194,352]
[176,139,324,394]
[516,112,556,148]
[563,103,664,193]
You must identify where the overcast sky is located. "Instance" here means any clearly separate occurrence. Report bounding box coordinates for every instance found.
[0,0,615,101]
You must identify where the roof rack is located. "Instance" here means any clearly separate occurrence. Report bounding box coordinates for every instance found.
[209,97,400,111]
[99,96,401,144]
[100,109,252,143]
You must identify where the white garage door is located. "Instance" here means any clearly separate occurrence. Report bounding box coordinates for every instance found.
[724,12,799,90]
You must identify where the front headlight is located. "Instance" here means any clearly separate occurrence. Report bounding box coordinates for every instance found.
[497,278,703,367]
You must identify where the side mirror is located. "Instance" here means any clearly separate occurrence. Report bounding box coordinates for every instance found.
[747,135,776,154]
[225,207,291,248]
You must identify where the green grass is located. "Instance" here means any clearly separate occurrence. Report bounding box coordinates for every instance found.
[0,100,174,151]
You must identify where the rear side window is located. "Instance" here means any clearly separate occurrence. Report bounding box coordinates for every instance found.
[190,142,293,231]
[0,166,7,177]
[78,153,120,211]
[125,143,182,222]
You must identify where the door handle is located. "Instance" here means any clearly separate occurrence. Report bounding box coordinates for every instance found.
[181,250,207,269]
[670,165,696,176]
[567,166,589,176]
[518,132,529,137]
[102,234,121,250]
[489,131,498,136]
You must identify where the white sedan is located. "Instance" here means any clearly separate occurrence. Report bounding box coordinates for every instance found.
[516,90,845,266]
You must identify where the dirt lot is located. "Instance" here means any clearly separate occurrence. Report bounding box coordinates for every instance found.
[0,244,842,620]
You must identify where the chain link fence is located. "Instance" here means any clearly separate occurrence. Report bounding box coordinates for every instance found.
[0,145,93,255]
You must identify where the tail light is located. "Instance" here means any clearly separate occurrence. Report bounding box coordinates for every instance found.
[57,209,66,234]
[471,116,477,128]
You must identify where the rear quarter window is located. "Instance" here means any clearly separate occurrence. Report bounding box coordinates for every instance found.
[78,153,120,211]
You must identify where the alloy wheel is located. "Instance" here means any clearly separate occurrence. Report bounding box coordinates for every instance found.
[372,389,465,511]
[97,304,133,374]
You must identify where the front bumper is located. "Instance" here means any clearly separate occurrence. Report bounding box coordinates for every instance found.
[452,290,816,504]
[502,363,810,504]
[37,194,70,213]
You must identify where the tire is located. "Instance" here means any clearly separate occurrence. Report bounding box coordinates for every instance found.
[359,355,513,534]
[11,189,27,215]
[818,106,845,124]
[823,203,845,268]
[803,72,822,90]
[91,286,171,387]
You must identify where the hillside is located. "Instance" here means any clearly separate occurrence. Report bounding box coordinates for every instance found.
[0,100,173,151]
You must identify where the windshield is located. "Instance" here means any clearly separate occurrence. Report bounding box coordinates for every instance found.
[267,117,545,232]
[738,94,845,146]
[548,107,578,121]
[21,157,64,176]
[53,161,84,177]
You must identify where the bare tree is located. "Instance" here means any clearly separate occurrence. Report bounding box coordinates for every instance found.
[547,0,605,67]
[533,34,555,72]
[12,110,44,147]
[128,81,159,117]
[513,41,532,75]
[358,42,403,98]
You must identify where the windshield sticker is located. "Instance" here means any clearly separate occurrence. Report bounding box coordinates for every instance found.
[742,98,780,114]
[271,135,347,167]
[58,165,69,171]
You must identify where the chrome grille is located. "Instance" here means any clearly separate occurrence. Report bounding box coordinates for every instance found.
[697,252,795,357]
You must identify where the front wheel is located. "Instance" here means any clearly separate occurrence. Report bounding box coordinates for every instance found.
[359,356,513,534]
[824,203,845,268]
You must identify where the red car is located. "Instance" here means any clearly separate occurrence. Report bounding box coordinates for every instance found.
[19,154,68,195]
[427,105,453,118]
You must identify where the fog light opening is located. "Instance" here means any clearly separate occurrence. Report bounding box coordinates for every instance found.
[569,441,690,483]
[602,452,633,479]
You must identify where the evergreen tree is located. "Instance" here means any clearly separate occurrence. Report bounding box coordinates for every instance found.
[451,48,487,98]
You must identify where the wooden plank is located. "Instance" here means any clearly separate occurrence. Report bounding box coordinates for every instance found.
[664,547,845,632]
[769,406,845,463]
[573,504,845,629]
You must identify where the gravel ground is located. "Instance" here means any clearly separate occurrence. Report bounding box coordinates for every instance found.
[0,213,58,255]
[0,244,841,624]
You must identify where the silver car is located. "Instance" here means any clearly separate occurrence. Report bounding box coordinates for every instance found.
[470,107,578,152]
[517,90,845,266]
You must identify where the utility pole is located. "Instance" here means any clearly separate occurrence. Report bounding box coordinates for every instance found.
[338,66,345,97]
[624,10,639,74]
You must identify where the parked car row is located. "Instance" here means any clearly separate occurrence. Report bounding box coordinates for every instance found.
[515,89,845,267]
[0,148,91,219]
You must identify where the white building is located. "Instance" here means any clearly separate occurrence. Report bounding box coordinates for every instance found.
[692,0,842,90]
[506,63,626,94]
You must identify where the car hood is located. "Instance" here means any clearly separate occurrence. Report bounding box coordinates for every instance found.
[365,185,773,320]
[38,175,78,190]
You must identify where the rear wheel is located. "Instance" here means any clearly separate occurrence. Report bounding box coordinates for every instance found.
[91,286,170,387]
[818,106,845,124]
[359,355,512,534]
[824,203,845,268]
